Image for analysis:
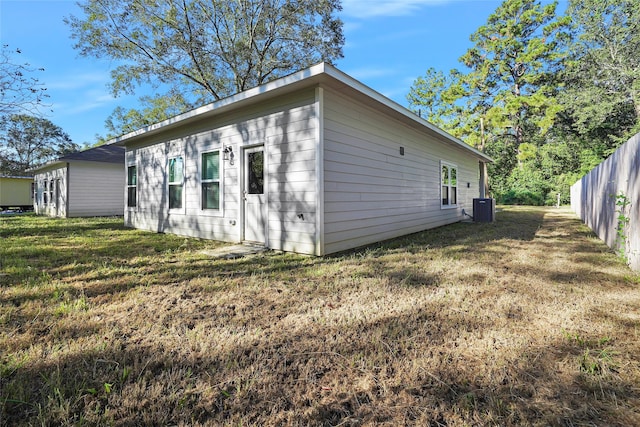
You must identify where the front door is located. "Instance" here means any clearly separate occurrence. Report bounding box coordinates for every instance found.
[243,146,266,244]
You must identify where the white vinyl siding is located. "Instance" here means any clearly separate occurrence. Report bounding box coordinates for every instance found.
[33,166,67,217]
[322,87,478,254]
[67,162,124,217]
[119,68,488,256]
[34,160,124,217]
[124,89,318,253]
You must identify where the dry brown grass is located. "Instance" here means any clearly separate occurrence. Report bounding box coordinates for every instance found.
[2,207,640,426]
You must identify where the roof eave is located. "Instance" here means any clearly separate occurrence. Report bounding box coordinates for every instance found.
[109,62,493,163]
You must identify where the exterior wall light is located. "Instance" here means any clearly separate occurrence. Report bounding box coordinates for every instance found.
[223,146,235,164]
[223,146,233,160]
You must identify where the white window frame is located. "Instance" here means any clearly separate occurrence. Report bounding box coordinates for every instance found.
[200,149,223,216]
[126,164,137,209]
[168,155,185,212]
[43,179,49,205]
[441,161,458,209]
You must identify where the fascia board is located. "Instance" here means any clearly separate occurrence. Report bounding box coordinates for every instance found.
[109,62,493,163]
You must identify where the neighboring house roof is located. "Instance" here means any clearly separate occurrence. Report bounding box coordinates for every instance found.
[28,145,125,173]
[0,176,33,180]
[111,62,492,163]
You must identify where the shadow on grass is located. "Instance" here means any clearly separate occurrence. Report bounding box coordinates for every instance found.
[2,207,639,425]
[3,291,639,426]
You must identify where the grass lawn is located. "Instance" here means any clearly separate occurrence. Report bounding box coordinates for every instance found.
[1,207,639,426]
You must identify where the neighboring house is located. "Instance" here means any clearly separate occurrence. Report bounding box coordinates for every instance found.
[0,176,33,211]
[30,145,125,217]
[113,63,492,256]
[571,132,639,271]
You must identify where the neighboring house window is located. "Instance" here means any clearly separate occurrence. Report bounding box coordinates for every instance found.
[31,183,35,201]
[43,180,49,205]
[441,162,458,207]
[168,156,184,209]
[127,165,137,207]
[201,151,220,210]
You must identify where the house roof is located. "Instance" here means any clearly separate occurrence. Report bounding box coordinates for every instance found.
[110,63,492,163]
[28,145,125,173]
[60,144,125,163]
[0,176,33,180]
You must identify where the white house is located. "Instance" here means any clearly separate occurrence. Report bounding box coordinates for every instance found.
[31,145,125,217]
[112,63,492,255]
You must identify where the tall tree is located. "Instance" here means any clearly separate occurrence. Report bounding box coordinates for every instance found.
[0,115,78,175]
[457,0,568,151]
[560,0,640,153]
[407,68,458,131]
[104,91,192,139]
[0,45,50,116]
[66,0,344,135]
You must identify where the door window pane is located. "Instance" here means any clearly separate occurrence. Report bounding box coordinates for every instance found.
[247,151,264,195]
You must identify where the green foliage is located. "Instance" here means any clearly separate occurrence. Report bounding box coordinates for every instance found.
[454,0,569,148]
[104,91,192,138]
[67,0,344,137]
[499,165,549,205]
[407,68,461,134]
[613,192,631,263]
[407,0,640,205]
[563,331,617,377]
[561,0,640,147]
[0,114,78,175]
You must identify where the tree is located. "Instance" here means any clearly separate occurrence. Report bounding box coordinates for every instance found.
[450,0,568,197]
[66,0,344,135]
[407,68,458,131]
[560,0,640,153]
[0,45,50,116]
[104,91,192,139]
[0,115,78,175]
[457,0,568,150]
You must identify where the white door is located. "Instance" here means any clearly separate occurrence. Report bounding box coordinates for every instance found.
[243,146,266,244]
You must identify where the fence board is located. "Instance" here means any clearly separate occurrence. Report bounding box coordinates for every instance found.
[571,132,640,271]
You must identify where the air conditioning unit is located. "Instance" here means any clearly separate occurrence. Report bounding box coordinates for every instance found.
[473,198,495,222]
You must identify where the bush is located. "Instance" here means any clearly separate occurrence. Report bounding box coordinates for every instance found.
[499,189,545,205]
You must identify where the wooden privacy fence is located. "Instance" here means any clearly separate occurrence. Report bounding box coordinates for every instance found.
[570,132,640,271]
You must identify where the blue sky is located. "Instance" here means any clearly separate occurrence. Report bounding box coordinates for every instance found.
[0,0,522,145]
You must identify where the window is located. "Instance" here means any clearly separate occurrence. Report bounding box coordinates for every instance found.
[441,162,458,207]
[168,156,184,209]
[43,180,49,205]
[247,150,264,194]
[127,165,137,207]
[201,151,220,210]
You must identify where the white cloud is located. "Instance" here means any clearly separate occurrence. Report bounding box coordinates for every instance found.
[342,0,451,18]
[47,71,110,91]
